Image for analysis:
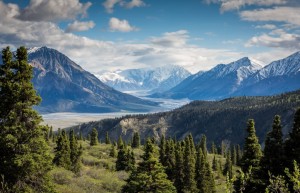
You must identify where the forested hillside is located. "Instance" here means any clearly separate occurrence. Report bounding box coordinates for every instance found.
[71,90,300,145]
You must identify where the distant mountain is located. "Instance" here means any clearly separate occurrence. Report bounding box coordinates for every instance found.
[151,52,300,100]
[151,57,262,100]
[70,89,300,145]
[19,47,158,113]
[98,65,191,94]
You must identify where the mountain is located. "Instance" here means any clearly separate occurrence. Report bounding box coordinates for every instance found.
[9,47,158,113]
[234,51,300,96]
[151,52,300,100]
[98,65,191,94]
[70,89,300,145]
[151,57,262,100]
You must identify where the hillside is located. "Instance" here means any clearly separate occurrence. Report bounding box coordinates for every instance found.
[70,89,300,145]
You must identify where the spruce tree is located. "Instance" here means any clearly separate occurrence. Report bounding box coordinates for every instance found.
[174,142,185,193]
[164,139,176,181]
[132,132,140,148]
[116,144,129,171]
[110,144,117,158]
[200,134,208,157]
[0,47,53,192]
[69,129,82,173]
[53,130,71,170]
[90,128,98,146]
[159,135,166,165]
[122,139,176,193]
[212,155,218,171]
[118,135,124,149]
[285,108,300,166]
[105,131,111,144]
[240,119,262,173]
[261,115,284,177]
[223,151,233,179]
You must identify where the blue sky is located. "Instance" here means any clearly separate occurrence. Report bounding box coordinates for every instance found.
[0,0,300,74]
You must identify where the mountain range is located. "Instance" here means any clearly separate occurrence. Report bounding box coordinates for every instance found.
[98,65,191,94]
[12,47,158,113]
[150,52,300,100]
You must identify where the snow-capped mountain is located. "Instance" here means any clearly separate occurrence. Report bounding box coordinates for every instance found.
[23,47,158,113]
[98,65,191,94]
[151,57,263,100]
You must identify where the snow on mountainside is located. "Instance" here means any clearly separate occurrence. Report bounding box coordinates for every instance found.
[150,57,263,100]
[25,46,158,113]
[98,65,191,94]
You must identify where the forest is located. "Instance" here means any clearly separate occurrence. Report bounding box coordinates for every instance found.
[1,46,300,193]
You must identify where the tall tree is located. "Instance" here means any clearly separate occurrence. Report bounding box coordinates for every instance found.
[53,130,71,170]
[285,108,300,167]
[105,131,111,144]
[116,144,129,171]
[132,132,140,148]
[223,151,233,179]
[261,115,284,177]
[90,128,98,146]
[122,139,176,193]
[69,129,82,173]
[200,134,208,157]
[174,142,185,193]
[240,119,262,173]
[0,47,53,192]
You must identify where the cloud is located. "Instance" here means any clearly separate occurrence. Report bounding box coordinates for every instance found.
[246,30,300,50]
[255,24,277,30]
[103,0,146,13]
[18,0,92,22]
[204,0,287,12]
[109,17,138,32]
[240,7,300,26]
[150,30,189,47]
[65,20,95,32]
[120,0,146,9]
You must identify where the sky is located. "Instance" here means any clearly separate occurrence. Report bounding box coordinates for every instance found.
[0,0,299,74]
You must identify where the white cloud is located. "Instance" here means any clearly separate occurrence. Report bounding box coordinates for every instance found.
[204,0,287,12]
[240,7,300,26]
[18,0,92,22]
[150,30,189,47]
[103,0,145,13]
[65,20,95,32]
[109,17,138,32]
[246,30,300,50]
[255,24,277,30]
[120,0,146,9]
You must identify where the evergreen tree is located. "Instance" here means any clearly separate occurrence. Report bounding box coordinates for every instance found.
[0,47,53,192]
[69,129,82,173]
[223,151,233,179]
[236,144,242,165]
[132,132,141,148]
[174,142,185,193]
[118,135,124,149]
[182,136,197,193]
[232,145,237,165]
[53,130,71,170]
[212,155,218,171]
[90,128,98,146]
[240,119,262,173]
[116,144,129,171]
[79,131,83,141]
[164,139,176,181]
[49,126,53,141]
[109,144,117,158]
[122,139,176,193]
[211,141,217,154]
[105,131,111,144]
[159,135,166,165]
[127,149,136,171]
[285,108,300,167]
[261,115,284,179]
[200,134,208,157]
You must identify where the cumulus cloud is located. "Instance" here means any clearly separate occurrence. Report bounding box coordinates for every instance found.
[204,0,287,12]
[65,20,95,33]
[240,7,300,26]
[18,0,92,22]
[255,24,277,30]
[103,0,145,13]
[151,30,189,47]
[109,17,138,32]
[246,30,300,50]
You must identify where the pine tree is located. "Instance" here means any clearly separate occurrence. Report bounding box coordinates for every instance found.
[261,115,284,177]
[285,108,300,167]
[211,141,217,154]
[79,131,83,141]
[159,135,167,165]
[90,128,98,146]
[116,144,129,171]
[109,144,117,158]
[105,131,111,144]
[240,119,262,173]
[200,134,208,157]
[174,142,185,193]
[182,136,197,193]
[118,135,124,149]
[236,144,242,165]
[127,149,136,171]
[122,139,176,193]
[53,130,71,170]
[0,47,53,192]
[49,126,53,141]
[132,132,140,148]
[164,139,176,181]
[212,155,218,171]
[223,151,233,179]
[69,129,82,173]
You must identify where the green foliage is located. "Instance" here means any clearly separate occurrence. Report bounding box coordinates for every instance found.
[118,135,124,149]
[200,134,208,157]
[265,173,289,193]
[122,139,176,193]
[132,132,140,148]
[109,144,117,158]
[223,151,233,179]
[174,142,184,193]
[69,129,82,173]
[54,130,71,170]
[241,119,262,173]
[285,161,300,193]
[105,131,111,144]
[90,128,98,146]
[0,46,53,192]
